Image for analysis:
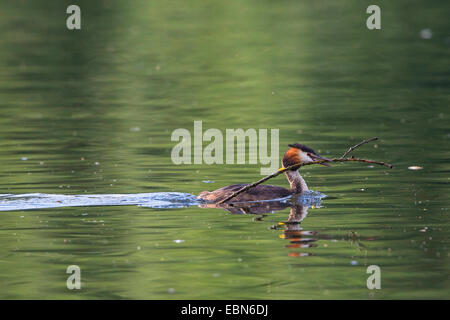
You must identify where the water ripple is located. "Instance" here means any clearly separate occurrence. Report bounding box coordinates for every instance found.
[0,192,201,211]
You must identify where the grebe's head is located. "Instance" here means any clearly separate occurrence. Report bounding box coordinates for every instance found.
[282,143,331,169]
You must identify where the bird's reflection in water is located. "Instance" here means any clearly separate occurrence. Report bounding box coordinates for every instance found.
[199,195,324,257]
[282,203,318,257]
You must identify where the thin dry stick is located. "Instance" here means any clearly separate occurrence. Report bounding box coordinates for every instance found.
[283,157,393,171]
[217,138,392,204]
[340,137,378,159]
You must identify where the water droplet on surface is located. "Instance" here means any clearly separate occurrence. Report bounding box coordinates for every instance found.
[420,28,432,39]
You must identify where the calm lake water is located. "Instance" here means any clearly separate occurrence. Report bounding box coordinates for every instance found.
[0,1,448,299]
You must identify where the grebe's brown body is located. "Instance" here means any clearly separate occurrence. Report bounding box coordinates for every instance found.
[197,143,330,203]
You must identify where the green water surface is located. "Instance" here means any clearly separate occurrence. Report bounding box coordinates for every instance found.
[0,0,448,299]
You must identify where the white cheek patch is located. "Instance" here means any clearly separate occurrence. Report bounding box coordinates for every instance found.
[299,151,313,163]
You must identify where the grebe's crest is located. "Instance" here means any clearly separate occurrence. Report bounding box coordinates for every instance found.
[288,143,318,154]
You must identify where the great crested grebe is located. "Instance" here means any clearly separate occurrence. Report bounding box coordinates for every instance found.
[197,143,331,203]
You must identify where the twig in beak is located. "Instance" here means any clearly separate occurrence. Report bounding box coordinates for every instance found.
[309,153,332,166]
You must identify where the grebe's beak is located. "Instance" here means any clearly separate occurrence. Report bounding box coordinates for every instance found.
[308,153,332,166]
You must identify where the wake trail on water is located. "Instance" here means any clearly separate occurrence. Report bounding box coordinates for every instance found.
[0,192,201,211]
[0,191,325,212]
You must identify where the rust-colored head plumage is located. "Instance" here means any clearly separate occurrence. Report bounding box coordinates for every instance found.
[282,147,302,169]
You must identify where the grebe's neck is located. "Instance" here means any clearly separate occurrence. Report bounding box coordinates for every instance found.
[285,170,309,194]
